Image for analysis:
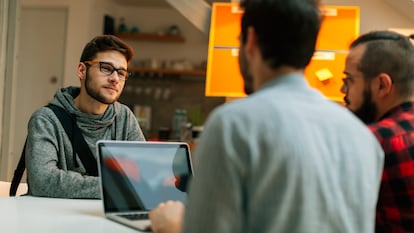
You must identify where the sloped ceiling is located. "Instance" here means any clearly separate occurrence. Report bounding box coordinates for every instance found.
[111,0,231,7]
[111,0,233,34]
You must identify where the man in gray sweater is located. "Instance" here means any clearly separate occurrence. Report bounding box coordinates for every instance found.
[25,35,145,199]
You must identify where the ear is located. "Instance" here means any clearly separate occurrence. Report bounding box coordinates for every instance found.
[375,73,393,98]
[244,26,258,57]
[77,62,87,80]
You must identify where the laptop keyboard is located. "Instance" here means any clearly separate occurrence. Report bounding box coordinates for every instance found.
[118,213,149,220]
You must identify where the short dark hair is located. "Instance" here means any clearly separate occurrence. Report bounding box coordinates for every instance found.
[350,31,414,98]
[79,35,134,63]
[239,0,321,69]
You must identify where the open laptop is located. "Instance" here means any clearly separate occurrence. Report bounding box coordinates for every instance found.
[96,140,194,232]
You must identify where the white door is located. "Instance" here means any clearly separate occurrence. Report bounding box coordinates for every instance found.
[8,7,67,179]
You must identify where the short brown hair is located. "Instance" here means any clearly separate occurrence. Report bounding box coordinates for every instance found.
[79,35,134,63]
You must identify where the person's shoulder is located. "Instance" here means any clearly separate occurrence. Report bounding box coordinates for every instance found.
[368,116,411,139]
[210,97,252,118]
[205,96,268,130]
[368,120,387,133]
[27,105,63,129]
[30,105,58,119]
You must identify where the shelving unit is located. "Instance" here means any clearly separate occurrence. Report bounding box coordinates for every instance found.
[115,32,185,43]
[116,31,204,77]
[129,66,206,77]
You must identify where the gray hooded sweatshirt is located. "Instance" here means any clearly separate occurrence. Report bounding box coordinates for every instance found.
[26,86,145,198]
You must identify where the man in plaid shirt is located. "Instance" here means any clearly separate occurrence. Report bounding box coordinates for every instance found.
[342,30,414,232]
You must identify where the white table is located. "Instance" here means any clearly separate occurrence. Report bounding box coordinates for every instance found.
[0,196,144,233]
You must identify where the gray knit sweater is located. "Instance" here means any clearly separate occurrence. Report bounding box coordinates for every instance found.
[26,87,145,199]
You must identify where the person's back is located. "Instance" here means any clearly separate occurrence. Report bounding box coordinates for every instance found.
[184,72,383,233]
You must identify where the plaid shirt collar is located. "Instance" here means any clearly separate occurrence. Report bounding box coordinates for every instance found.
[379,101,414,121]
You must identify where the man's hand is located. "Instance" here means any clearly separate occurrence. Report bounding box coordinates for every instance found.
[149,200,185,233]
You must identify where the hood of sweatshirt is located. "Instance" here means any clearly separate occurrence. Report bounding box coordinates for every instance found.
[49,86,121,131]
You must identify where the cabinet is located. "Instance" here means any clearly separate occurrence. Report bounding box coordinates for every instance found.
[205,3,360,102]
[305,6,359,102]
[115,33,206,77]
[205,3,245,97]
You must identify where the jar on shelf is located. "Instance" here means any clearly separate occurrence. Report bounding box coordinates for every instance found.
[118,17,128,33]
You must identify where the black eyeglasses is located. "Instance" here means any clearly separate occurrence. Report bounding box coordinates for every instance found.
[84,61,131,81]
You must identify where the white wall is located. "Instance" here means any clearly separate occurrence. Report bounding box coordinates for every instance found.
[0,0,19,181]
[322,0,414,33]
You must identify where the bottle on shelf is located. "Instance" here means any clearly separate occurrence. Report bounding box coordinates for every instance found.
[172,109,187,141]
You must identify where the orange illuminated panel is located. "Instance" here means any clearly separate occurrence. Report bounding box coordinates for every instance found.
[209,4,359,50]
[317,6,359,51]
[206,3,358,99]
[210,3,242,48]
[304,51,347,102]
[205,48,246,97]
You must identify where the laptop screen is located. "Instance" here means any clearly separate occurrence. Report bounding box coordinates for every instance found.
[97,141,193,212]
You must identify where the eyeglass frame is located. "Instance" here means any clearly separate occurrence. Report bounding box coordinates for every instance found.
[83,61,131,81]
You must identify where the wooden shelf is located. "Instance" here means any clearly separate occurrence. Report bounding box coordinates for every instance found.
[129,66,206,76]
[115,32,185,43]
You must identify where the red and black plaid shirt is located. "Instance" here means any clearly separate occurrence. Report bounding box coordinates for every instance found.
[369,102,414,233]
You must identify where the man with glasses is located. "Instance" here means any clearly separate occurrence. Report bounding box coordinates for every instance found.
[341,30,414,232]
[25,35,145,198]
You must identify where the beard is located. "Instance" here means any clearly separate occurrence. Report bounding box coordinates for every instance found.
[85,70,119,105]
[350,88,378,124]
[238,47,254,95]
